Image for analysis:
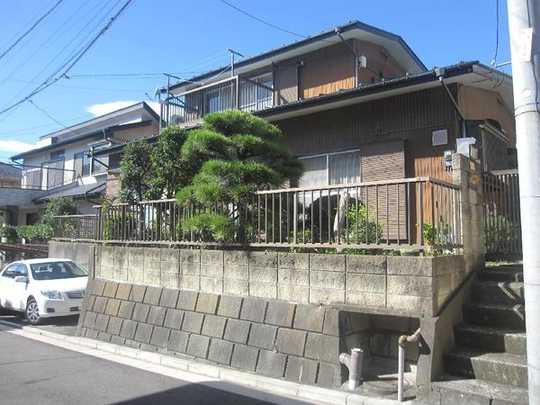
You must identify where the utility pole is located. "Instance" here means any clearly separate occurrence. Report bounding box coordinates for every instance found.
[507,1,540,402]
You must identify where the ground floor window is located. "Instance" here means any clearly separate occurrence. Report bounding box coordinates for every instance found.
[298,150,361,188]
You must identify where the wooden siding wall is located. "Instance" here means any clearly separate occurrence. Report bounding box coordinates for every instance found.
[299,42,356,99]
[278,86,457,163]
[276,86,459,240]
[272,39,406,104]
[274,63,299,105]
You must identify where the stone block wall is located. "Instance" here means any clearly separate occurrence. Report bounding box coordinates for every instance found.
[80,279,345,388]
[91,245,465,317]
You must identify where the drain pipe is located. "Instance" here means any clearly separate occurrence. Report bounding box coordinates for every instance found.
[397,328,421,402]
[339,348,363,390]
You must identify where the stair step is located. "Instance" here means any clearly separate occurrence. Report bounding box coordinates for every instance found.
[471,281,524,305]
[432,375,528,404]
[478,268,523,282]
[444,348,528,388]
[464,303,525,330]
[455,324,527,355]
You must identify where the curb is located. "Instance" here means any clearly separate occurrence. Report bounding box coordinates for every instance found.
[0,320,414,405]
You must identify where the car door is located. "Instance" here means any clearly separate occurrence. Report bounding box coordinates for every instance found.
[0,264,18,309]
[11,264,30,311]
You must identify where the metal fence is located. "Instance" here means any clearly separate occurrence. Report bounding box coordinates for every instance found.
[54,215,99,239]
[53,177,462,252]
[161,76,274,128]
[0,162,76,191]
[483,170,522,259]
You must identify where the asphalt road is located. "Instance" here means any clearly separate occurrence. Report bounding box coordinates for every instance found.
[0,313,79,336]
[0,330,311,405]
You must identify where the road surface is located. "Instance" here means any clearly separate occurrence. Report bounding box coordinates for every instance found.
[0,328,311,405]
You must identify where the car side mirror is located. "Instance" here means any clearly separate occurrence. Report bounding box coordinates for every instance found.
[14,276,28,283]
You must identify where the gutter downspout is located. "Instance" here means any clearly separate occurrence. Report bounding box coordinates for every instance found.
[435,68,467,138]
[397,328,421,402]
[335,28,359,87]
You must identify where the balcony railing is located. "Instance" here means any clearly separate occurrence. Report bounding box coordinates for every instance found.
[161,76,274,129]
[0,162,76,191]
[52,177,462,252]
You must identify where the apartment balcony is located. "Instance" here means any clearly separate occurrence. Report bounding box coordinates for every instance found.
[0,162,76,192]
[161,75,274,129]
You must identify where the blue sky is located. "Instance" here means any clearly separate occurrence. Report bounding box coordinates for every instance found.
[0,0,510,161]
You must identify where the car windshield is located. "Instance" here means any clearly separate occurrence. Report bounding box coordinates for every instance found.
[30,261,88,280]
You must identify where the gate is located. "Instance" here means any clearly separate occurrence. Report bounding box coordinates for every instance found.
[483,169,522,259]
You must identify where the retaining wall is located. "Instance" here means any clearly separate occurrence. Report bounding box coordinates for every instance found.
[49,241,466,318]
[49,241,467,390]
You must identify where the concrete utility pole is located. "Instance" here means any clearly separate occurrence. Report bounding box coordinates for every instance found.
[507,1,540,402]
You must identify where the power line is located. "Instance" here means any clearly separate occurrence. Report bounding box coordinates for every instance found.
[0,0,134,117]
[0,0,66,63]
[218,0,307,39]
[27,100,66,128]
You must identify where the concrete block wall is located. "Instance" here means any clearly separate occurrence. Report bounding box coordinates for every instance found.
[80,279,345,388]
[91,245,465,318]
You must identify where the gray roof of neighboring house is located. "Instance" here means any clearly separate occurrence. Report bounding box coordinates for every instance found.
[36,180,106,202]
[168,20,427,93]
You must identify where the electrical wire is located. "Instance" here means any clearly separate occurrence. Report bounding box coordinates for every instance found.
[0,0,134,117]
[0,0,66,63]
[27,100,66,128]
[218,0,307,39]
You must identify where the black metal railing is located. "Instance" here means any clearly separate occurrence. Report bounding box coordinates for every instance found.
[161,76,274,129]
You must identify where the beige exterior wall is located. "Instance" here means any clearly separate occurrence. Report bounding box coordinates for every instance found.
[458,85,516,145]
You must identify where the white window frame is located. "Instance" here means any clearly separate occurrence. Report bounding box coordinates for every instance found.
[298,149,361,187]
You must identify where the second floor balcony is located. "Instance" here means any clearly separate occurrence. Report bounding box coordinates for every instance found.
[161,74,274,128]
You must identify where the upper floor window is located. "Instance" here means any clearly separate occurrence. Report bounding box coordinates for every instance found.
[298,150,361,188]
[73,151,90,178]
[50,149,65,161]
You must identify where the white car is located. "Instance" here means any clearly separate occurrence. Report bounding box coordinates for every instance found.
[0,258,88,325]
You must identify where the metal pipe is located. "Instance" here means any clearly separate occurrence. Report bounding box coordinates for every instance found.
[339,348,363,390]
[397,328,421,402]
[507,1,540,403]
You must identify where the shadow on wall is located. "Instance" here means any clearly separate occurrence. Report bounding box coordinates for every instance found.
[111,380,312,405]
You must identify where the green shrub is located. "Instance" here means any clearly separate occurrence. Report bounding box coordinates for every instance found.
[422,222,453,256]
[181,212,233,242]
[0,225,18,243]
[16,224,53,242]
[343,202,383,244]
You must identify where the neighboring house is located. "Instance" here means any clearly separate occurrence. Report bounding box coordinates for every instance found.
[2,102,159,226]
[159,20,514,187]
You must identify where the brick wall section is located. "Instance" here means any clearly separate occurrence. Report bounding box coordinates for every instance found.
[91,246,465,317]
[79,281,344,388]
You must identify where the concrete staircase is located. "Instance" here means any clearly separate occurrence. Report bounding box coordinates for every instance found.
[432,264,529,404]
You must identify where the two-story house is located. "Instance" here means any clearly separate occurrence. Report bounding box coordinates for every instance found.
[160,21,514,187]
[2,102,159,226]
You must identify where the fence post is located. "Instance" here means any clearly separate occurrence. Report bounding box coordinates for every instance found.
[452,151,485,273]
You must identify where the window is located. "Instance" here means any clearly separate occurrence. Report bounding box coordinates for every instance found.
[74,151,90,177]
[298,150,361,188]
[2,264,17,278]
[50,149,65,161]
[1,264,27,278]
[30,261,87,280]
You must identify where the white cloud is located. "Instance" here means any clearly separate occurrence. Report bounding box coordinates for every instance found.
[86,100,138,117]
[0,140,38,154]
[86,100,161,117]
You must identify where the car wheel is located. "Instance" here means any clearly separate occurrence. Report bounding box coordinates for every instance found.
[25,298,41,325]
